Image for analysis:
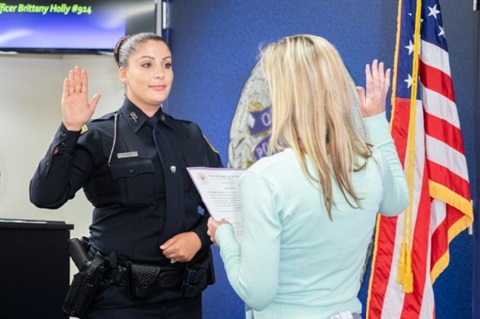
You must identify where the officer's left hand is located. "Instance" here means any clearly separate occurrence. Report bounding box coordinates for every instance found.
[160,232,201,263]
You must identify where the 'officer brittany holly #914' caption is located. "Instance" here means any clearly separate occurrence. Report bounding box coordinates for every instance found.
[0,3,92,15]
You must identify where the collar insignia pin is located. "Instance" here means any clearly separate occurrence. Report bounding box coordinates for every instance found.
[130,112,138,122]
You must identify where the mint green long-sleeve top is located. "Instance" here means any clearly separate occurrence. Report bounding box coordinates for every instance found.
[215,113,409,319]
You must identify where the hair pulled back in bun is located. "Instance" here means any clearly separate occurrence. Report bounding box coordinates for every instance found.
[113,32,169,68]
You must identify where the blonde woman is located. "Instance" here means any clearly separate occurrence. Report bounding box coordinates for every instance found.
[207,34,409,319]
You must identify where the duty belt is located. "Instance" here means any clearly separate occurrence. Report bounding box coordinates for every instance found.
[87,246,184,290]
[86,245,211,299]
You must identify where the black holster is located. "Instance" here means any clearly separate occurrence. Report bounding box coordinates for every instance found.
[182,249,215,298]
[62,238,109,318]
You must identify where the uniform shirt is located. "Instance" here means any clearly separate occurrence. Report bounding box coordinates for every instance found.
[30,98,223,264]
[215,113,409,319]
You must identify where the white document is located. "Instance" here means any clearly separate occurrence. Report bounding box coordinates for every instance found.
[187,167,245,242]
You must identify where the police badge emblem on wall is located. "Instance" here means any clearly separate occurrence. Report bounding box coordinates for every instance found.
[227,61,272,169]
[227,60,369,169]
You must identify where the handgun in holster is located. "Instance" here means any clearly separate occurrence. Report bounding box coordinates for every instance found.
[62,237,111,318]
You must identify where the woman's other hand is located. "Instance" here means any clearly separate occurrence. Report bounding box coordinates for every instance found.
[356,59,391,118]
[207,217,230,245]
[61,66,101,131]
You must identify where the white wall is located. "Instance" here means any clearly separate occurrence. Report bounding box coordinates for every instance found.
[0,53,125,277]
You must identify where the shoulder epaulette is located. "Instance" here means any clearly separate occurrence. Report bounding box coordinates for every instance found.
[91,112,115,122]
[82,112,116,134]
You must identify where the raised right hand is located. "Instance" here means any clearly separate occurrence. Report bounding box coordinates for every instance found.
[61,66,101,131]
[356,59,391,118]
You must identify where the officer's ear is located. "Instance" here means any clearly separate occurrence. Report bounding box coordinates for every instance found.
[119,67,127,84]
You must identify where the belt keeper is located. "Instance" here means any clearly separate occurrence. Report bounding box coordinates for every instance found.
[113,266,127,285]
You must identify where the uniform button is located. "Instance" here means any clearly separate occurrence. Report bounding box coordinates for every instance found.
[45,161,50,166]
[61,133,66,137]
[61,142,67,147]
[129,169,135,174]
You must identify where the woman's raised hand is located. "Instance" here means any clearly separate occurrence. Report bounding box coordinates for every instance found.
[356,59,391,118]
[61,66,101,131]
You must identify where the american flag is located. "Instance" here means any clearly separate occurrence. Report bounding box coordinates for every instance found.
[366,0,473,318]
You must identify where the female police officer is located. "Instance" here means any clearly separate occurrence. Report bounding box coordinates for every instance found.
[29,32,222,318]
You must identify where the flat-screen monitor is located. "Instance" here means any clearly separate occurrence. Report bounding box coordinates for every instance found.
[0,0,159,54]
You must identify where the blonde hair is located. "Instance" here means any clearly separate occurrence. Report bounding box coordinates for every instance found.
[260,34,372,218]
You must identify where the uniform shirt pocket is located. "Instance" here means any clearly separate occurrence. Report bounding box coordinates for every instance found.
[110,158,155,206]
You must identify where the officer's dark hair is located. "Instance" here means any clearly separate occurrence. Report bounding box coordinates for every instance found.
[113,32,170,68]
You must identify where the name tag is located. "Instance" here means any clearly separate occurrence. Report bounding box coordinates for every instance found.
[117,151,139,159]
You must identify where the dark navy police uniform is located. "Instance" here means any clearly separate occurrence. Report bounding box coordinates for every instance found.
[30,98,223,318]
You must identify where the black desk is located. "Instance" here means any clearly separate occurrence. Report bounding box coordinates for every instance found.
[0,219,74,319]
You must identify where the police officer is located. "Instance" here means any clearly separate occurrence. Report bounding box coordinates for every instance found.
[30,32,222,318]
